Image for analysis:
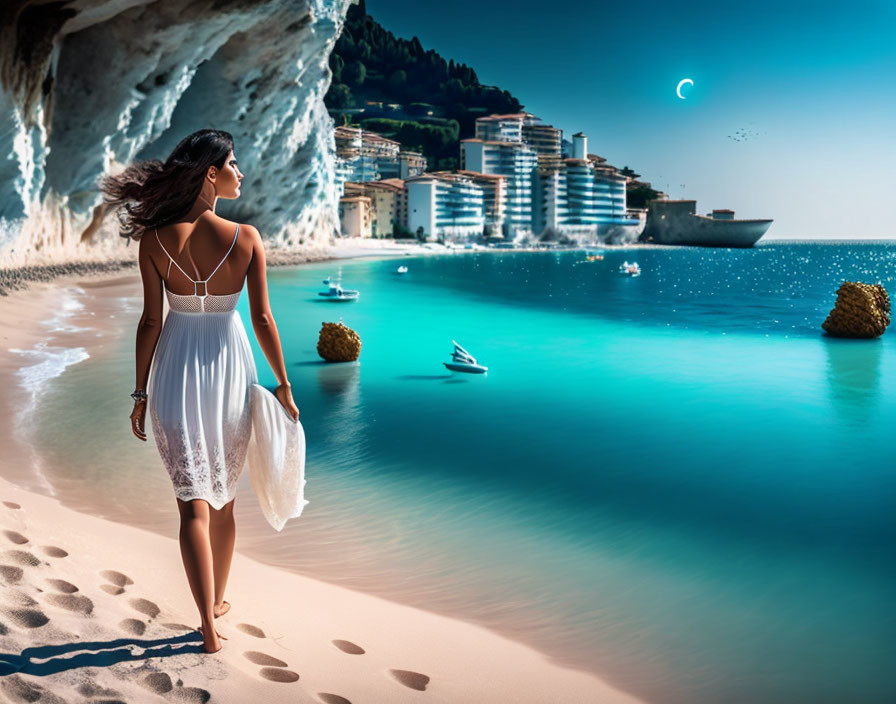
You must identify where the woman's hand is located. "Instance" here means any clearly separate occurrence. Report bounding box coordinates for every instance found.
[130,399,147,441]
[274,383,300,422]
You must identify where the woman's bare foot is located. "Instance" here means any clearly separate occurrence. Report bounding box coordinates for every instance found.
[213,600,231,618]
[197,624,225,653]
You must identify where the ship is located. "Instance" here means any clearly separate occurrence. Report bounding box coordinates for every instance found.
[638,199,773,248]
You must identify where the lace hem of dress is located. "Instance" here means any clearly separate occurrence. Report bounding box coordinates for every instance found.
[149,392,252,509]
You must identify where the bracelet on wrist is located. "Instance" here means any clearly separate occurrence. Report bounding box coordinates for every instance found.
[131,389,148,402]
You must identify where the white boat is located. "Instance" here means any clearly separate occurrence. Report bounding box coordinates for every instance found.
[619,261,641,277]
[318,282,360,301]
[396,265,408,274]
[443,340,488,374]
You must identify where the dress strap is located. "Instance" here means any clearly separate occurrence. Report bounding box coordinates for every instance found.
[155,224,240,286]
[205,224,240,284]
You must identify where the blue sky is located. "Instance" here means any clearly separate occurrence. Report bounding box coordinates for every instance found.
[367,0,896,238]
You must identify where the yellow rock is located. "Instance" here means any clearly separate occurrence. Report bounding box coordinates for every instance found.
[822,282,890,338]
[317,322,362,362]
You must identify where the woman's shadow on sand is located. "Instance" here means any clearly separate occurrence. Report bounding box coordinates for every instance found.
[0,631,202,676]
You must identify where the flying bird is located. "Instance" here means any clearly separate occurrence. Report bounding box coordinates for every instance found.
[727,126,764,142]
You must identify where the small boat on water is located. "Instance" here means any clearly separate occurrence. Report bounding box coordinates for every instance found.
[443,340,488,374]
[619,261,641,277]
[318,282,360,301]
[396,265,408,274]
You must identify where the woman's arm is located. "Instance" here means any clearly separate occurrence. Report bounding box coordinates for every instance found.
[245,225,299,420]
[131,235,164,440]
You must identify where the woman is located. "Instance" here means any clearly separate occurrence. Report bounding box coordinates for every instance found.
[101,129,301,654]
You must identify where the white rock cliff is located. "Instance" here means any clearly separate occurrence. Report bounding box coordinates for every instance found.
[0,0,353,266]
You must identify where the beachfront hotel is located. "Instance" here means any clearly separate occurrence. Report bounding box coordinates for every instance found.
[433,169,506,237]
[405,172,486,241]
[534,132,637,237]
[460,138,538,238]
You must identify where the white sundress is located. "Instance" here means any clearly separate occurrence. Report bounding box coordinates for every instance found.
[146,224,308,530]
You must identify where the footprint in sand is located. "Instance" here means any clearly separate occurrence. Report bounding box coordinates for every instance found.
[100,569,134,587]
[5,608,49,628]
[331,639,365,655]
[119,618,146,636]
[318,695,353,704]
[243,651,289,667]
[44,593,93,615]
[258,667,300,683]
[129,597,160,619]
[100,584,125,596]
[40,546,68,558]
[1,674,54,702]
[388,669,431,692]
[45,578,78,594]
[160,622,193,632]
[166,684,211,703]
[235,623,265,638]
[2,501,21,509]
[0,565,23,584]
[140,671,173,694]
[4,550,40,567]
[3,531,28,545]
[76,681,122,698]
[8,590,38,607]
[242,650,298,684]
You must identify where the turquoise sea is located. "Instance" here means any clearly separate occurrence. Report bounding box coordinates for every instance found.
[15,242,896,703]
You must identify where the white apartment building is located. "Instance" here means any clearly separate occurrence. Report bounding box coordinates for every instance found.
[534,132,634,238]
[406,173,485,241]
[435,170,506,237]
[460,139,537,239]
[474,112,562,156]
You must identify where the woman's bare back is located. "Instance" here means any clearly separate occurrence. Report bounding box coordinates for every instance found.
[152,211,254,297]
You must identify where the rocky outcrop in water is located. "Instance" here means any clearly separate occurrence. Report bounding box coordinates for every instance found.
[317,321,361,362]
[1,0,352,267]
[822,282,890,338]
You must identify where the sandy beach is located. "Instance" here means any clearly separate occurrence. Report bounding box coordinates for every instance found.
[0,240,642,704]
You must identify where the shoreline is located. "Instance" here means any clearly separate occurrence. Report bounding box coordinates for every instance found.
[0,474,640,703]
[0,236,693,296]
[0,241,643,703]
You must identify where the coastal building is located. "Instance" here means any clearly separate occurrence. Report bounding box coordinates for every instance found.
[460,139,537,238]
[406,173,485,241]
[338,194,373,238]
[341,179,407,237]
[534,132,639,241]
[334,125,425,189]
[474,112,562,155]
[399,151,427,179]
[432,170,506,237]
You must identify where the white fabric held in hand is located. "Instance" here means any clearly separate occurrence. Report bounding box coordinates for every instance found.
[247,383,309,531]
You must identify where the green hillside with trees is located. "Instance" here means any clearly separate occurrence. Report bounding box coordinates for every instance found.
[324,0,522,170]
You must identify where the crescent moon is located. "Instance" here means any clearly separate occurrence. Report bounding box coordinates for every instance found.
[676,78,694,99]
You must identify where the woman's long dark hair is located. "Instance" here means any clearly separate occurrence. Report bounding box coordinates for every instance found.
[99,129,234,242]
